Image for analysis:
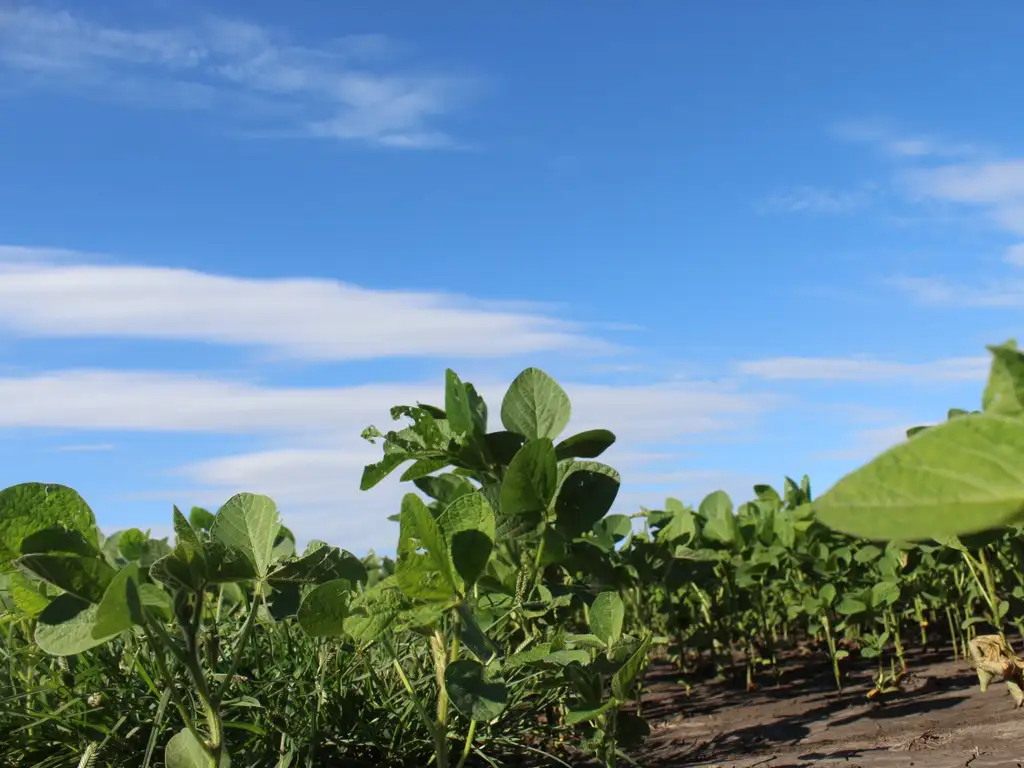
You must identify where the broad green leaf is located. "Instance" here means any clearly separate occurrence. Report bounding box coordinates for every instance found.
[269,546,367,586]
[654,499,697,544]
[616,712,652,748]
[565,700,615,725]
[593,514,632,545]
[699,491,737,545]
[983,341,1024,416]
[553,463,620,537]
[438,493,495,587]
[835,596,868,615]
[140,583,173,621]
[465,383,488,436]
[9,572,51,616]
[401,458,451,482]
[297,579,352,637]
[612,632,653,700]
[445,369,476,436]
[500,438,558,519]
[589,592,625,647]
[344,584,405,647]
[414,473,475,505]
[34,594,120,656]
[93,563,144,638]
[485,431,526,465]
[814,413,1024,541]
[211,493,281,579]
[189,507,216,531]
[0,483,99,569]
[554,429,616,460]
[444,660,508,722]
[16,554,115,604]
[395,494,458,601]
[819,583,837,606]
[20,528,100,558]
[360,453,408,491]
[500,368,571,441]
[166,728,231,768]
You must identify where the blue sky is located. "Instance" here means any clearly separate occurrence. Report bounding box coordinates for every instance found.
[0,2,1019,552]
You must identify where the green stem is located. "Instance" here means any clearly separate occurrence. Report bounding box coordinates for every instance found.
[455,720,478,768]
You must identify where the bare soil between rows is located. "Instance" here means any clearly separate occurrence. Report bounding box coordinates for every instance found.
[632,648,1024,767]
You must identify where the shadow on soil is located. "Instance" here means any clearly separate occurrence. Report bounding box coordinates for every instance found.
[633,646,984,767]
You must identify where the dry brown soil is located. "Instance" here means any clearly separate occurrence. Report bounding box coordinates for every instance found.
[632,648,1024,767]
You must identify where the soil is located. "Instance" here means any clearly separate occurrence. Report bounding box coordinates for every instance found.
[633,647,1024,767]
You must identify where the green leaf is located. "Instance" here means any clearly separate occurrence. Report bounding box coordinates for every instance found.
[589,592,625,647]
[9,572,51,616]
[553,463,620,537]
[500,368,572,441]
[654,499,697,544]
[0,483,99,569]
[34,594,121,656]
[20,527,101,558]
[983,341,1024,416]
[445,369,476,436]
[297,579,352,637]
[438,493,496,588]
[189,507,216,532]
[395,494,459,601]
[835,597,868,615]
[93,563,144,637]
[344,583,405,647]
[400,458,451,482]
[444,660,508,722]
[554,429,616,460]
[211,493,281,579]
[699,491,737,545]
[166,728,231,768]
[565,700,615,725]
[612,632,653,701]
[360,453,408,491]
[16,554,116,604]
[269,546,367,586]
[500,438,558,519]
[485,431,526,465]
[814,413,1024,540]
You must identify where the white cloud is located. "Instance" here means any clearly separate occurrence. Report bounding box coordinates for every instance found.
[1005,244,1024,266]
[53,443,116,452]
[888,275,1024,308]
[812,424,911,462]
[0,368,773,548]
[903,160,1024,235]
[0,246,600,361]
[833,120,981,160]
[763,185,872,214]
[736,355,988,382]
[0,7,469,147]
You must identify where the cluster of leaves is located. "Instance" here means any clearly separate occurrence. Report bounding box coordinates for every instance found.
[7,340,1024,766]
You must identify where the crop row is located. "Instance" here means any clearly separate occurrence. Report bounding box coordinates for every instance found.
[3,341,1024,767]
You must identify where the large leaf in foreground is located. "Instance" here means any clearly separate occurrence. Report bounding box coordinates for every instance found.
[34,594,120,656]
[211,493,280,579]
[500,368,571,441]
[0,484,99,569]
[444,659,508,722]
[814,413,1024,541]
[166,728,231,768]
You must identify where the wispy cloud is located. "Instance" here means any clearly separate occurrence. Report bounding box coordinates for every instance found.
[888,274,1024,308]
[736,355,987,382]
[0,7,470,148]
[762,185,873,214]
[0,367,775,548]
[0,246,599,361]
[812,424,910,461]
[53,443,116,453]
[833,120,982,160]
[903,160,1024,235]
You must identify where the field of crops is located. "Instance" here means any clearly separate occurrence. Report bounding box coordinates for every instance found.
[4,340,1024,768]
